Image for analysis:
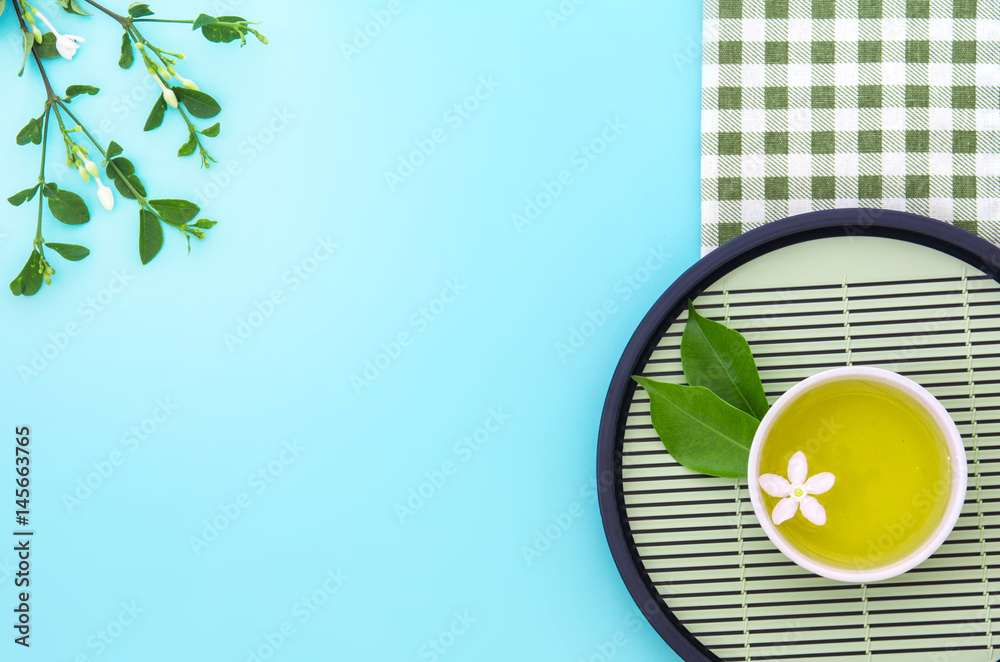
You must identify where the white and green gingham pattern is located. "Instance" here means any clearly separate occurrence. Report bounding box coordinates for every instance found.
[701,0,1000,252]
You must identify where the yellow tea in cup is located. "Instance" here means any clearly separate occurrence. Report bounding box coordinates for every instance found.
[749,367,967,582]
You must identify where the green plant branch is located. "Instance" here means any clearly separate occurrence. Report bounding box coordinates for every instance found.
[176,105,214,167]
[33,106,51,247]
[50,104,78,167]
[147,45,179,72]
[81,0,127,24]
[132,18,193,24]
[56,102,144,205]
[83,0,179,55]
[13,0,53,252]
[13,2,56,102]
[56,101,192,241]
[6,0,248,294]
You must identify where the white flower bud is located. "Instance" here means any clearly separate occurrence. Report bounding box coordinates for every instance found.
[153,75,179,108]
[32,26,42,43]
[95,177,115,211]
[178,76,199,91]
[163,88,179,108]
[84,158,99,177]
[78,165,90,183]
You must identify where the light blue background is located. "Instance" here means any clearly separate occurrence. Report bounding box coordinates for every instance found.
[1,1,702,659]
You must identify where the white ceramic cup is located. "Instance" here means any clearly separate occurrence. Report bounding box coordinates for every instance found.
[747,366,968,583]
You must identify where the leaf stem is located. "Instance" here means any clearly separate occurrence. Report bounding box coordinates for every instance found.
[13,0,54,249]
[12,1,57,102]
[34,106,51,246]
[81,0,127,23]
[133,18,194,24]
[82,0,144,45]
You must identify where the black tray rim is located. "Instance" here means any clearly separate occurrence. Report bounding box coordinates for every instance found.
[596,208,1000,662]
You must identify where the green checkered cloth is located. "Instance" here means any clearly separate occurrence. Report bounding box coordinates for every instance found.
[701,0,1000,252]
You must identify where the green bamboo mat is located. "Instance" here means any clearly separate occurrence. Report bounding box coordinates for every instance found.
[622,235,1000,660]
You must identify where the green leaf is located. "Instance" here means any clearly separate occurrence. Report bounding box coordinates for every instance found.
[192,13,218,29]
[192,219,216,229]
[10,250,43,297]
[0,0,5,18]
[139,209,163,264]
[65,84,100,100]
[107,141,124,159]
[106,157,146,200]
[633,377,758,479]
[143,95,168,131]
[201,17,246,44]
[173,88,221,119]
[7,184,40,207]
[681,302,770,420]
[18,31,32,77]
[150,199,200,226]
[122,174,145,199]
[34,32,60,59]
[43,184,91,225]
[45,243,90,261]
[200,122,220,138]
[119,31,134,69]
[55,0,91,15]
[109,158,135,176]
[16,115,43,146]
[177,131,198,157]
[127,2,154,17]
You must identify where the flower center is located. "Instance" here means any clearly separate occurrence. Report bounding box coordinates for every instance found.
[793,487,804,498]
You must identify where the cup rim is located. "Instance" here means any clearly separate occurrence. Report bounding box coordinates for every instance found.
[747,366,968,583]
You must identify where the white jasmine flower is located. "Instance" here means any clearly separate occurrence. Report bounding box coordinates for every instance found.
[32,9,84,60]
[759,451,835,526]
[176,75,199,91]
[55,33,85,60]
